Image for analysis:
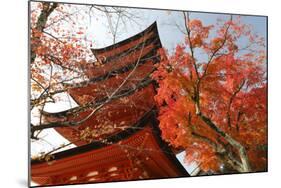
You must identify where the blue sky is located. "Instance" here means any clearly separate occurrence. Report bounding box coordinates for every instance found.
[86,6,267,56]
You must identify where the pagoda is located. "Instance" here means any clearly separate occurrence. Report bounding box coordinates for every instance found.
[31,22,189,186]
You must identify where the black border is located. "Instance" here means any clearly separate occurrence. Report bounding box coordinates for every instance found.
[28,1,31,187]
[28,0,268,187]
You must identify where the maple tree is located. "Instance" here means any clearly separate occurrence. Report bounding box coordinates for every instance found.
[152,13,267,173]
[30,2,139,107]
[30,2,90,109]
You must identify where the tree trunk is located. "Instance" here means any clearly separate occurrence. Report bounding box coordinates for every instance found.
[198,112,251,172]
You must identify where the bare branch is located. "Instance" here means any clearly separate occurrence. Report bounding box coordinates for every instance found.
[31,34,149,134]
[183,11,200,79]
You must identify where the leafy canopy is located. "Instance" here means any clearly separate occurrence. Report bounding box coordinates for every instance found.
[152,15,267,172]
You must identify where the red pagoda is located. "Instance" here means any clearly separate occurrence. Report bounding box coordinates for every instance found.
[31,22,189,186]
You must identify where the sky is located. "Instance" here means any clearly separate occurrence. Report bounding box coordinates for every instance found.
[85,6,266,54]
[30,2,267,183]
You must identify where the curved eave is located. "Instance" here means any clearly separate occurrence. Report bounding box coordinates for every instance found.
[91,21,159,54]
[32,107,189,176]
[32,108,155,165]
[63,22,162,89]
[63,51,159,89]
[41,77,154,118]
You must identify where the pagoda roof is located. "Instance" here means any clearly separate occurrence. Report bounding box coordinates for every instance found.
[42,76,153,118]
[31,108,189,186]
[33,108,155,164]
[65,61,156,106]
[31,22,189,186]
[41,22,162,145]
[63,21,161,89]
[42,83,156,146]
[90,22,161,61]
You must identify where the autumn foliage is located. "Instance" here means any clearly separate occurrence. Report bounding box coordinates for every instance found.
[30,2,91,107]
[152,15,267,173]
[30,2,267,175]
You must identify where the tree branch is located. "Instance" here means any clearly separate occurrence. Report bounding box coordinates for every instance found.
[226,79,245,128]
[201,15,233,79]
[183,11,200,79]
[31,2,58,64]
[31,36,148,133]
